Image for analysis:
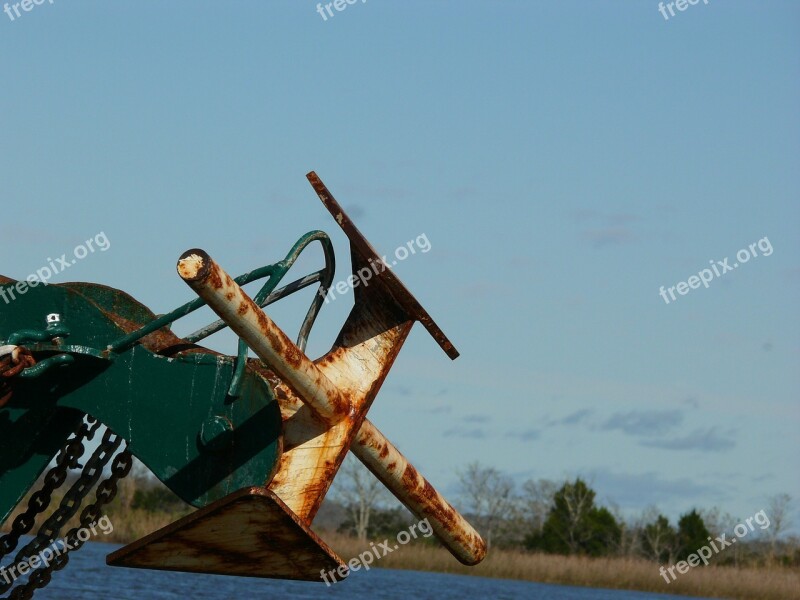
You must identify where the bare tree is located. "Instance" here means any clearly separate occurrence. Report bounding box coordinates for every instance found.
[700,506,738,538]
[767,493,792,561]
[520,478,558,535]
[639,506,677,563]
[330,456,386,540]
[699,506,743,566]
[458,462,515,549]
[608,501,637,557]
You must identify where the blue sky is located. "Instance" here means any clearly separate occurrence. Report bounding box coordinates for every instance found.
[1,1,798,529]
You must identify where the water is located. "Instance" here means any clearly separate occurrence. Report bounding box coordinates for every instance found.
[7,541,713,600]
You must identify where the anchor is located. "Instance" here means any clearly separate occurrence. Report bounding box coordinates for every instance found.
[0,172,485,596]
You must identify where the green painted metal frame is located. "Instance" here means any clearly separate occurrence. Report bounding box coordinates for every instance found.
[0,231,334,527]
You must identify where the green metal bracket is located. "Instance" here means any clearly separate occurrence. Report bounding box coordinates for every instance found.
[0,231,334,526]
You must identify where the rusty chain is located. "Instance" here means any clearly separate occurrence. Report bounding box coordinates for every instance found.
[0,347,35,408]
[0,423,132,599]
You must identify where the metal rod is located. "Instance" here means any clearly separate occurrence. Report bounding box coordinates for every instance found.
[177,249,350,422]
[352,419,487,566]
[186,230,335,348]
[107,263,278,353]
[184,270,324,344]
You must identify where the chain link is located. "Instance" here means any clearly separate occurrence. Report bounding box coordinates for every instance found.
[0,347,36,408]
[0,422,131,600]
[11,429,122,567]
[0,417,98,561]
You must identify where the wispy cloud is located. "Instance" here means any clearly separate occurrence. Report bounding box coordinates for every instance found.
[587,468,718,510]
[546,409,593,427]
[443,427,487,440]
[602,409,684,436]
[507,428,541,442]
[640,428,735,452]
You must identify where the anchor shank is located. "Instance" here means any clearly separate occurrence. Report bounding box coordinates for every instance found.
[177,249,350,423]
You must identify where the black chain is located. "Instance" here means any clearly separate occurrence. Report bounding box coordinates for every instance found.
[0,426,132,600]
[12,429,123,567]
[0,417,99,562]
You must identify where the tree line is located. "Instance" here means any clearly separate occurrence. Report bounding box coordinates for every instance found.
[330,458,798,568]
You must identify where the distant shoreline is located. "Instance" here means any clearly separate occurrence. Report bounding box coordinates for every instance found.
[4,516,798,600]
[320,531,798,600]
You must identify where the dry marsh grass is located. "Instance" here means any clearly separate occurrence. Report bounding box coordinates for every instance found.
[1,504,188,547]
[322,531,800,600]
[4,508,798,599]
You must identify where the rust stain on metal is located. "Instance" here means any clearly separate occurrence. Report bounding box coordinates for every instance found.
[306,171,459,360]
[173,241,486,565]
[178,250,351,421]
[88,305,215,359]
[353,419,487,566]
[161,176,485,574]
[176,252,205,281]
[107,487,346,581]
[262,304,413,523]
[0,346,35,407]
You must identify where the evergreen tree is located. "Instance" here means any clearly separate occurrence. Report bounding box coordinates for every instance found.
[676,509,711,562]
[525,478,620,556]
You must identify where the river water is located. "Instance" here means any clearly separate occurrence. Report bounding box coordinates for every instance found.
[7,541,717,600]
